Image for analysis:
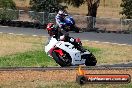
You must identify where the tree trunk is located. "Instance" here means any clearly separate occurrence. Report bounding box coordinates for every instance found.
[87,0,100,17]
[86,0,100,31]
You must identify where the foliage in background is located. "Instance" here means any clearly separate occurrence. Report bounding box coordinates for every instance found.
[0,0,17,20]
[0,9,18,20]
[29,0,67,12]
[0,0,16,9]
[30,0,100,17]
[120,0,132,19]
[60,0,85,8]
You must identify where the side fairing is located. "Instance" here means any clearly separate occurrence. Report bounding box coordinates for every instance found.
[55,41,85,65]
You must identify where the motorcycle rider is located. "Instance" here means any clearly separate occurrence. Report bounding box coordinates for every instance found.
[55,10,69,34]
[46,23,85,52]
[55,10,79,42]
[56,10,79,33]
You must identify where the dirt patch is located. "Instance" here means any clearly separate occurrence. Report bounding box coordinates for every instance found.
[0,69,131,88]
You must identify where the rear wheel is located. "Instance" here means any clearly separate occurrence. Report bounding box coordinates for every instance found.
[72,25,79,33]
[85,54,97,66]
[51,51,72,67]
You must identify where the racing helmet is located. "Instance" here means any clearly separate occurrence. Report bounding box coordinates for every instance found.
[58,10,65,17]
[46,23,57,36]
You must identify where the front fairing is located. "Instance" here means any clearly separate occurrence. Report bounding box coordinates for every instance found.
[65,16,75,26]
[45,37,58,53]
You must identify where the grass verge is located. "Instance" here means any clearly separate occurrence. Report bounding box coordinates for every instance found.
[0,33,132,67]
[0,50,57,67]
[0,47,100,67]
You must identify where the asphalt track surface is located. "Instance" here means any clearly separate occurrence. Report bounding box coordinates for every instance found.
[0,26,132,45]
[0,26,132,68]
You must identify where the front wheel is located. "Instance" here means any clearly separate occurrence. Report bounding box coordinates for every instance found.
[85,54,97,66]
[51,51,72,67]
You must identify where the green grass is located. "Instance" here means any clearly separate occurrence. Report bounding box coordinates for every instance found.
[0,50,57,67]
[0,47,101,67]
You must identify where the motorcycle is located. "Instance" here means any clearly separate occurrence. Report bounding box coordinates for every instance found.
[45,36,97,67]
[64,15,80,33]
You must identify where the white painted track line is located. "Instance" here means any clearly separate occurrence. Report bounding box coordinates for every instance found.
[0,32,131,46]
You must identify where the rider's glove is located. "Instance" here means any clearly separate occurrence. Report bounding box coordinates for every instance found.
[60,23,66,28]
[70,38,75,42]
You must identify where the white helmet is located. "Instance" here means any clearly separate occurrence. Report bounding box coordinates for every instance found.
[58,10,64,15]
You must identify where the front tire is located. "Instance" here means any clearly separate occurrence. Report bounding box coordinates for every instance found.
[51,51,72,67]
[85,54,97,66]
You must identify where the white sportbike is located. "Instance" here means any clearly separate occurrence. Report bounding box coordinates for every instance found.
[45,37,97,67]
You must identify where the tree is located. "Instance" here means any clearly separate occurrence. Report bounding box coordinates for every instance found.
[0,0,16,9]
[120,0,132,19]
[86,0,100,17]
[0,0,17,20]
[61,0,100,17]
[30,0,67,12]
[30,0,100,17]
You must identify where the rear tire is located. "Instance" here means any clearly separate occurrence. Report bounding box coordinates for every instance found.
[85,54,97,66]
[74,28,79,33]
[51,51,72,67]
[72,26,79,33]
